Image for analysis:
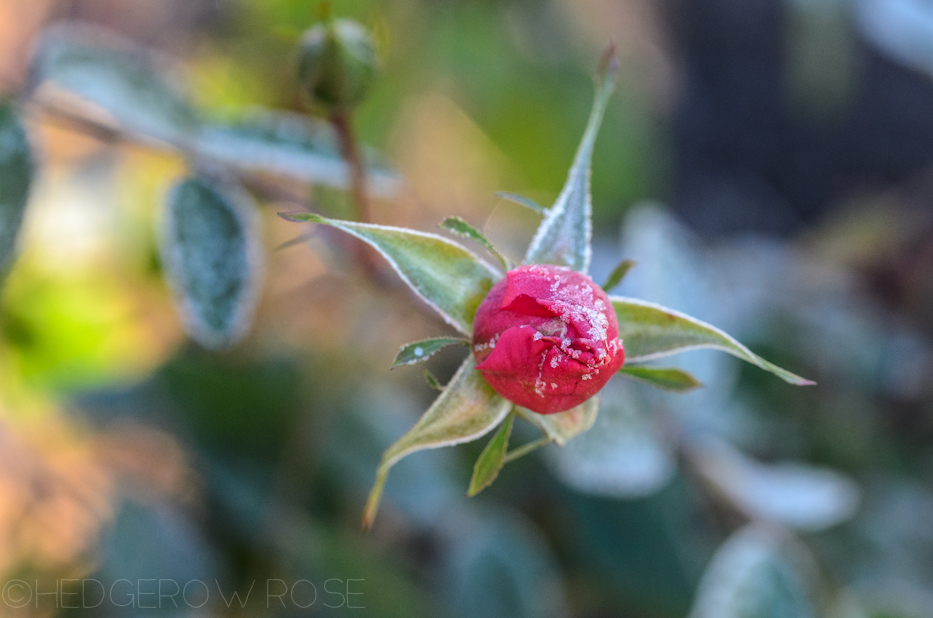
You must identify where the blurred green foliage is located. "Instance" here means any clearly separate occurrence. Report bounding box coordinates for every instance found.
[4,1,933,617]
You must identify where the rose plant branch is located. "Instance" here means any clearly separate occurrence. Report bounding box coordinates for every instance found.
[328,110,386,280]
[330,111,372,224]
[22,97,323,213]
[281,44,813,529]
[502,436,550,464]
[7,16,402,349]
[297,12,387,280]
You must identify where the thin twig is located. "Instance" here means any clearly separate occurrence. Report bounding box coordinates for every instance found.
[25,98,321,212]
[503,436,550,464]
[329,109,383,279]
[28,99,134,144]
[329,110,370,223]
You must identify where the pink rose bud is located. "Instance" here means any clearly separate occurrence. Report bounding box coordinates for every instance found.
[472,265,625,414]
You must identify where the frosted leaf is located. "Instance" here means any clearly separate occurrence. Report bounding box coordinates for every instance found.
[161,176,264,349]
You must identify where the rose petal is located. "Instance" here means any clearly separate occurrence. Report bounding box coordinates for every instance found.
[500,293,556,318]
[502,266,566,309]
[476,326,624,414]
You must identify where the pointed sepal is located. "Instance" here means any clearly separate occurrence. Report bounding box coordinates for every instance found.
[440,216,511,270]
[467,412,514,497]
[363,356,512,529]
[611,296,815,386]
[391,337,469,368]
[618,365,703,393]
[281,212,501,335]
[524,45,619,273]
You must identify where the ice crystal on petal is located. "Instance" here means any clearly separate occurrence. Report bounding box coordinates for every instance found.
[471,265,625,414]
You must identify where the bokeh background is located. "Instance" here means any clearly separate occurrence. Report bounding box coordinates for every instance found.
[3,0,933,616]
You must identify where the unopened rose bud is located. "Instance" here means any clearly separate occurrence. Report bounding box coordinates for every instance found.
[297,18,378,113]
[472,265,625,414]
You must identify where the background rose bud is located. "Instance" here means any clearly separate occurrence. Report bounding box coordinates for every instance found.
[472,265,625,414]
[297,18,378,113]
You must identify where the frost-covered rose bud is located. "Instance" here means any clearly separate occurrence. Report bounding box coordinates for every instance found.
[472,265,625,414]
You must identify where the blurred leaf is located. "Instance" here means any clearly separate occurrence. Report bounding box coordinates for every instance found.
[468,412,514,496]
[162,176,264,349]
[516,396,599,447]
[444,512,567,618]
[322,384,463,527]
[618,365,703,393]
[611,296,815,385]
[30,23,200,144]
[856,0,933,79]
[272,517,431,618]
[852,480,933,602]
[155,352,304,458]
[524,47,618,272]
[364,356,511,528]
[567,484,696,613]
[281,213,500,335]
[495,191,547,215]
[0,103,32,272]
[0,270,158,391]
[689,526,818,618]
[193,110,399,196]
[99,499,219,614]
[601,258,636,292]
[547,385,675,497]
[826,589,871,618]
[206,454,431,618]
[391,337,468,368]
[424,368,443,390]
[30,25,394,194]
[691,439,860,532]
[440,216,511,270]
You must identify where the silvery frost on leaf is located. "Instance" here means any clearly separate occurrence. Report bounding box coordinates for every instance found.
[22,21,403,349]
[28,22,399,195]
[280,46,816,530]
[577,204,872,524]
[688,526,820,618]
[161,176,264,350]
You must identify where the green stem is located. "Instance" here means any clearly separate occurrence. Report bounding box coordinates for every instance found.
[503,436,550,464]
[330,110,371,224]
[330,109,383,279]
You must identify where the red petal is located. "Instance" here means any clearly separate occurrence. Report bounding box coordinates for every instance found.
[502,266,567,310]
[500,293,556,317]
[476,326,625,414]
[475,326,549,377]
